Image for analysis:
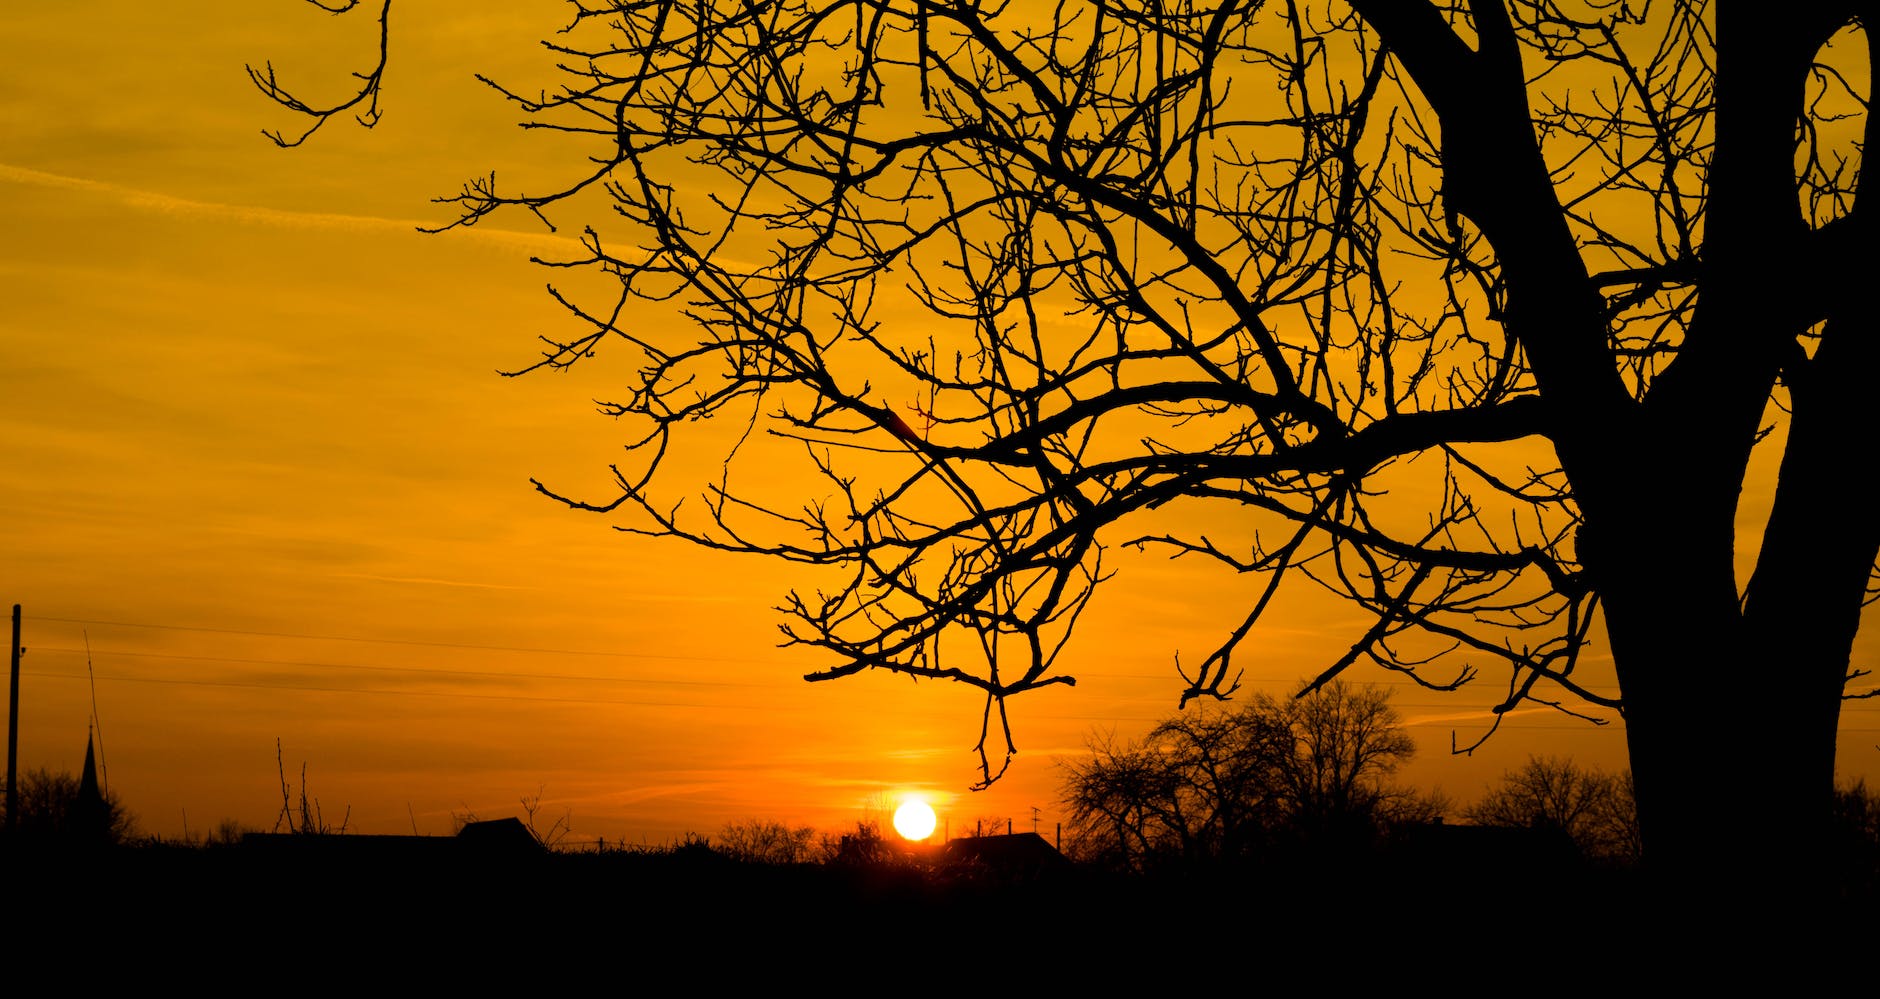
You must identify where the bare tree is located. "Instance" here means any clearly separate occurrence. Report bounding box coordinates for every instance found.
[718,818,819,864]
[262,1,1878,891]
[275,739,349,836]
[0,768,137,846]
[1466,755,1638,863]
[1062,715,1272,869]
[520,787,574,850]
[1063,681,1426,868]
[1831,779,1880,894]
[1269,680,1427,844]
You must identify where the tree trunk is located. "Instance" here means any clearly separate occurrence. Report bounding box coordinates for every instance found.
[1563,8,1869,908]
[1593,483,1845,905]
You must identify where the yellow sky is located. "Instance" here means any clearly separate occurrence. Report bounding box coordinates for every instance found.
[3,1,1874,844]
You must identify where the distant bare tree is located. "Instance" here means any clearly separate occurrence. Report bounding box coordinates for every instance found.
[520,787,573,851]
[1831,779,1880,895]
[0,768,136,846]
[1271,681,1423,844]
[208,817,256,847]
[719,818,818,864]
[1064,681,1429,868]
[1062,720,1268,869]
[1600,769,1643,864]
[275,739,349,836]
[819,818,895,866]
[1467,756,1638,863]
[955,813,1016,838]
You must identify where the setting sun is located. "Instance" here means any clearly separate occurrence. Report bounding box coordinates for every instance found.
[892,798,937,841]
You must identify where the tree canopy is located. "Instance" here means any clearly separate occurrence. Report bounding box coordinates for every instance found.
[1466,755,1639,863]
[0,767,136,846]
[1062,681,1436,870]
[262,0,1878,889]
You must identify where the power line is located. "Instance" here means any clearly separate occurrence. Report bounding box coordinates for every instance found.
[27,616,1876,720]
[26,616,1648,695]
[17,668,781,711]
[31,615,793,665]
[30,645,756,688]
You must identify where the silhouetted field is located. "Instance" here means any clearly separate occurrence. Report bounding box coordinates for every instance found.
[8,839,1872,983]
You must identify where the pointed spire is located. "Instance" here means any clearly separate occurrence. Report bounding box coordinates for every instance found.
[79,728,100,802]
[75,727,109,845]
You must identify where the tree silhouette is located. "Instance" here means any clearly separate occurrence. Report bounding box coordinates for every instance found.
[1063,681,1433,868]
[1063,704,1286,870]
[1271,679,1438,846]
[718,818,819,864]
[1830,779,1880,895]
[263,1,1876,891]
[0,767,136,846]
[1466,755,1639,863]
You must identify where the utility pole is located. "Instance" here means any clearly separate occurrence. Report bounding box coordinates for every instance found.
[6,604,20,835]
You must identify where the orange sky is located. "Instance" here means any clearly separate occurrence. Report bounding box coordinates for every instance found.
[3,1,1875,844]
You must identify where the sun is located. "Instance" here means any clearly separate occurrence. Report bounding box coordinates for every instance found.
[892,797,938,841]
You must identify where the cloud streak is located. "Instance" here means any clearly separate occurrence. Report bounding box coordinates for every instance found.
[0,162,578,255]
[1401,707,1564,728]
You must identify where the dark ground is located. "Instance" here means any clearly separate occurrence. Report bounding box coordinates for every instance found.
[2,843,1871,986]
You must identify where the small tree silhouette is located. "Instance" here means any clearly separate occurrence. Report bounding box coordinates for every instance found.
[274,739,349,835]
[518,787,573,850]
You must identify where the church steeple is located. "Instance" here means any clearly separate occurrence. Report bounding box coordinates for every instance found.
[74,728,109,845]
[79,730,100,802]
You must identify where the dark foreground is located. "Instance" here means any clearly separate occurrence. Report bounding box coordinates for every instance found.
[5,843,1872,985]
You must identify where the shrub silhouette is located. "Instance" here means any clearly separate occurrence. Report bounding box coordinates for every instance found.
[1,767,135,846]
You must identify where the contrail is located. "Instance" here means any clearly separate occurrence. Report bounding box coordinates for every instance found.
[0,161,577,255]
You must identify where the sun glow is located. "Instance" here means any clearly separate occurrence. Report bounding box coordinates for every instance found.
[892,797,938,841]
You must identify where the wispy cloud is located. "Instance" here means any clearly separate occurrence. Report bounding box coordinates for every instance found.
[329,572,530,591]
[1401,707,1556,727]
[608,781,734,806]
[0,162,578,255]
